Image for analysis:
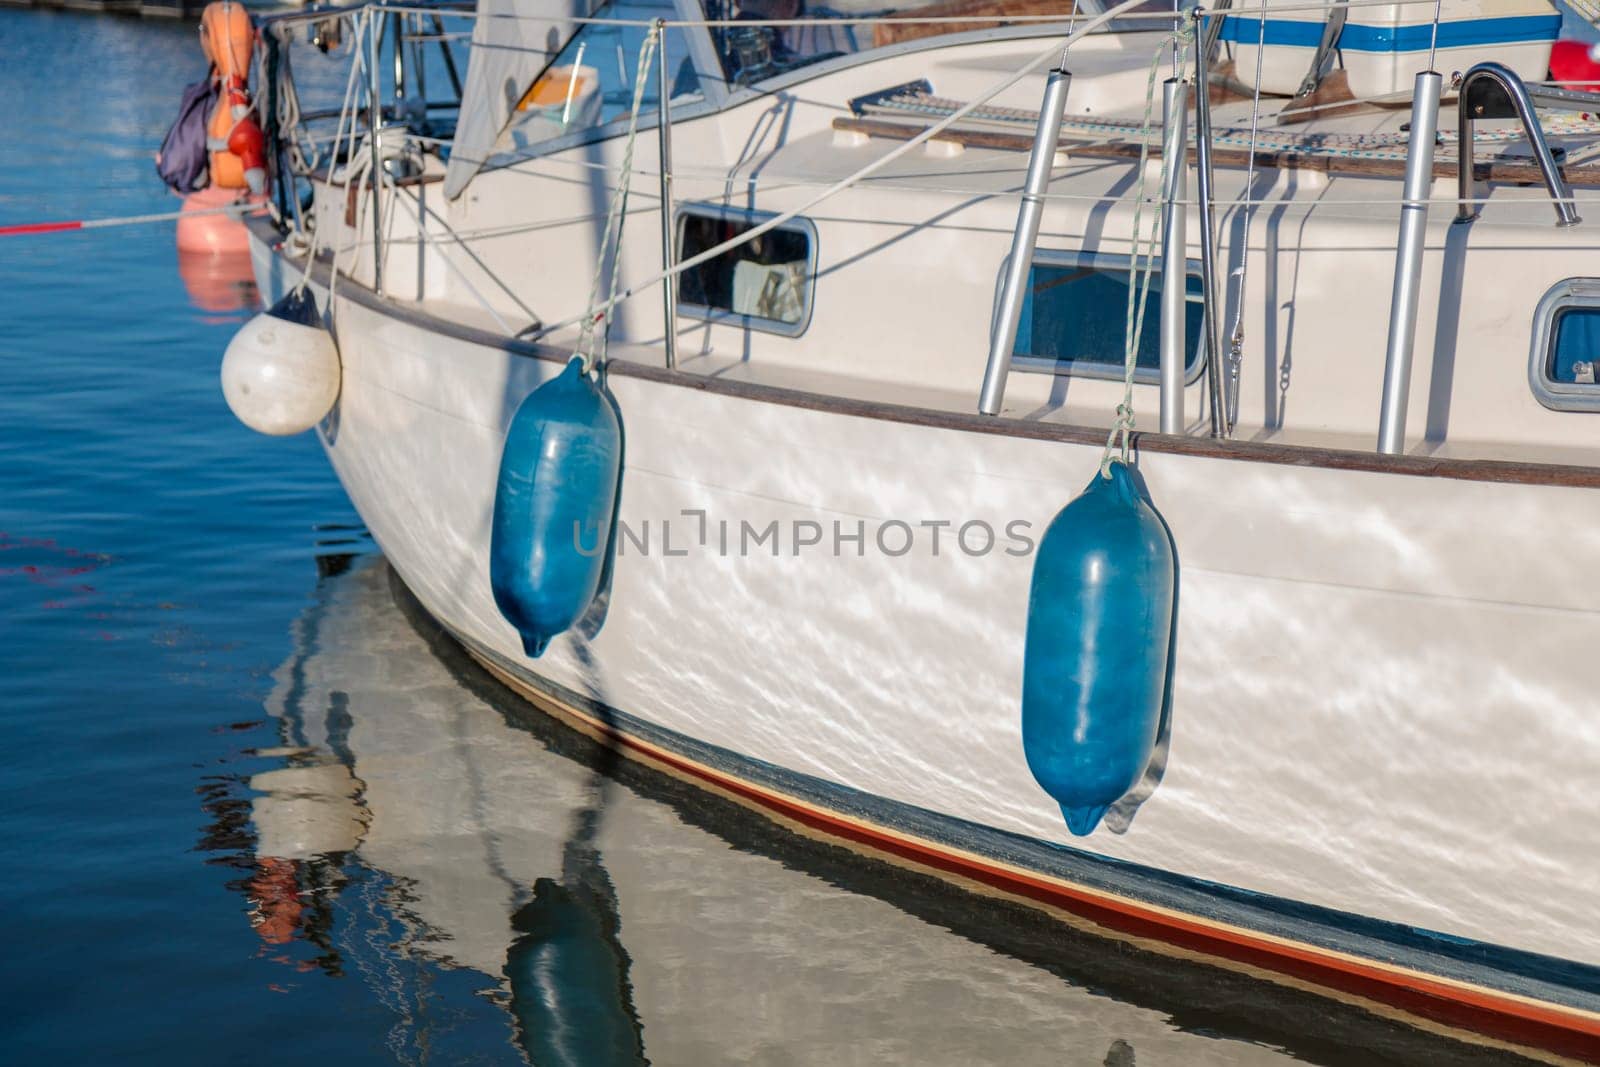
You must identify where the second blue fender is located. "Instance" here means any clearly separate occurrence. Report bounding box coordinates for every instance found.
[491,358,623,657]
[1022,460,1176,836]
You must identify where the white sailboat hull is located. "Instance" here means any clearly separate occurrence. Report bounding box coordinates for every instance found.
[250,229,1600,1055]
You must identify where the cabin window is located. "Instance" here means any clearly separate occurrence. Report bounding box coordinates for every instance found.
[675,206,816,336]
[1008,252,1207,383]
[1531,278,1600,411]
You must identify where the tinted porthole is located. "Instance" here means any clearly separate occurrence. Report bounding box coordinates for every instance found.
[676,209,814,335]
[1009,256,1206,382]
[1549,306,1600,384]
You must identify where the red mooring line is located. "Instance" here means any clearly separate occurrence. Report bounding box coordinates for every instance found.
[0,204,260,238]
[0,220,84,237]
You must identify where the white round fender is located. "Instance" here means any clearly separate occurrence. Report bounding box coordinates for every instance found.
[221,288,340,436]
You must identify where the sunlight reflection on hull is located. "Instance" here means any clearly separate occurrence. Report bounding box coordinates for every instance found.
[244,558,1307,1066]
[283,276,1600,973]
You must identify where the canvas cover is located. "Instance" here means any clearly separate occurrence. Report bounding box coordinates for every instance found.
[443,0,602,199]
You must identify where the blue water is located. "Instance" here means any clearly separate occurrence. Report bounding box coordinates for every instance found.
[0,10,1547,1066]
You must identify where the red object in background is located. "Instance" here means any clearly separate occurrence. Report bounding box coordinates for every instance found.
[248,857,304,946]
[1549,40,1600,90]
[226,114,266,195]
[224,84,267,196]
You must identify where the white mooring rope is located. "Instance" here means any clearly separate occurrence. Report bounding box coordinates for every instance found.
[1101,22,1194,478]
[576,23,660,375]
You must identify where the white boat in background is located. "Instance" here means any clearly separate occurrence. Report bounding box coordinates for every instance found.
[220,0,1600,1057]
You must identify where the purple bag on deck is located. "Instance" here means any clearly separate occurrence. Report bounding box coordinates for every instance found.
[156,77,218,194]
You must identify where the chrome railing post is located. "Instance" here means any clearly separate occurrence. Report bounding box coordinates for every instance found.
[979,67,1071,416]
[1378,70,1443,455]
[1159,76,1189,435]
[657,19,678,370]
[368,13,385,296]
[1193,7,1226,438]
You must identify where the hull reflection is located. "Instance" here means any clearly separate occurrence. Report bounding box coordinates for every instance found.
[177,249,260,316]
[197,558,1548,1066]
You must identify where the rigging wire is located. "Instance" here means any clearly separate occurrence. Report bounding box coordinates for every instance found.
[1224,0,1270,432]
[529,0,1154,342]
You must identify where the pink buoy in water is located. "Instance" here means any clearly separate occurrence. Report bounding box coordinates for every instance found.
[176,186,250,255]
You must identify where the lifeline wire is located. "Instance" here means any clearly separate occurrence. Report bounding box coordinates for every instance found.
[292,7,372,302]
[1226,0,1271,432]
[297,8,530,335]
[532,0,1153,342]
[1428,0,1444,71]
[325,8,380,316]
[370,0,1448,29]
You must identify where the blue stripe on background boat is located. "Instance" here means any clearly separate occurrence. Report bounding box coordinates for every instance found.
[1216,13,1563,52]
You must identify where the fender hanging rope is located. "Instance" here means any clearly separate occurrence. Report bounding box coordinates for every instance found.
[1101,23,1194,478]
[577,22,661,376]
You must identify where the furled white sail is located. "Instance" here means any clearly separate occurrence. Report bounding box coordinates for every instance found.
[444,0,600,200]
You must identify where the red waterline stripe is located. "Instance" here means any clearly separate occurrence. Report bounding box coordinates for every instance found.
[0,220,83,237]
[541,691,1600,1062]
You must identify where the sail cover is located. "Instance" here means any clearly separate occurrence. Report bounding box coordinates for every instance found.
[444,0,600,200]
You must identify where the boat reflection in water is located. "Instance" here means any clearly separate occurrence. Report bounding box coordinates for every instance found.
[176,249,260,318]
[198,558,1537,1066]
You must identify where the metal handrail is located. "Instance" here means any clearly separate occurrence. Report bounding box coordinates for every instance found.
[977,67,1072,416]
[1456,62,1598,228]
[1158,76,1188,436]
[1377,70,1443,455]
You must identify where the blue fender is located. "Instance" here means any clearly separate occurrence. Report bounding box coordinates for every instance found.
[1022,460,1177,836]
[491,358,623,658]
